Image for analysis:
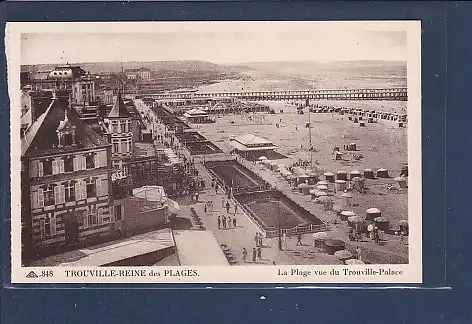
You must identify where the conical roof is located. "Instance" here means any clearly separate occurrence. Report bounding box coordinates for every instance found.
[107,91,130,118]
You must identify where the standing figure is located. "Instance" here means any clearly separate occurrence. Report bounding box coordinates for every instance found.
[255,233,259,247]
[234,203,238,215]
[226,201,230,213]
[296,233,303,246]
[233,217,237,228]
[257,246,262,260]
[242,248,248,263]
[221,197,225,208]
[252,247,257,262]
[217,216,221,229]
[222,215,227,229]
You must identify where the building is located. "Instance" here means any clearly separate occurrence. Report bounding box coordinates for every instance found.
[183,108,210,123]
[125,67,151,80]
[21,92,114,260]
[102,92,135,170]
[21,64,96,106]
[229,134,279,160]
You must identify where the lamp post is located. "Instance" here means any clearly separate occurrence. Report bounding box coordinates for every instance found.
[308,97,313,167]
[275,186,283,251]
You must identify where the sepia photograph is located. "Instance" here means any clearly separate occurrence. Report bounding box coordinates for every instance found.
[8,21,421,283]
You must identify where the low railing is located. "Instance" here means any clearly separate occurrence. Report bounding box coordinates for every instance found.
[265,223,330,238]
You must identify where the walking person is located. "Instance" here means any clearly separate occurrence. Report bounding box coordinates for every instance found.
[242,248,248,263]
[356,246,362,262]
[215,183,219,194]
[259,233,263,247]
[195,191,199,202]
[204,204,207,215]
[225,201,230,213]
[227,216,232,229]
[222,215,227,229]
[234,203,238,215]
[233,216,237,228]
[217,216,221,229]
[257,246,262,260]
[252,247,257,262]
[255,233,259,247]
[296,233,303,246]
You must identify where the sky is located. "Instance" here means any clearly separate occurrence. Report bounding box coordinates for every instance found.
[20,24,407,65]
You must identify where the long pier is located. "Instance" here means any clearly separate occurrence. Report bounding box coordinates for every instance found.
[145,88,407,101]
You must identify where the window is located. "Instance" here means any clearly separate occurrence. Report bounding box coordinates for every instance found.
[121,123,126,133]
[87,208,98,227]
[63,133,73,146]
[121,140,128,154]
[85,154,95,169]
[64,156,74,172]
[43,185,55,206]
[86,179,96,198]
[113,142,119,154]
[114,205,122,221]
[43,160,53,176]
[64,181,75,202]
[112,122,119,133]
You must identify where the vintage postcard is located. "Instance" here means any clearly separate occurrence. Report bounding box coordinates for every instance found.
[7,21,421,284]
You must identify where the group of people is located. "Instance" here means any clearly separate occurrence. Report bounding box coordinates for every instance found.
[217,214,237,230]
[241,232,265,263]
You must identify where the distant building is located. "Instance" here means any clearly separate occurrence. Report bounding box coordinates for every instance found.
[22,64,96,106]
[229,134,278,160]
[21,92,114,258]
[183,108,210,123]
[125,67,151,80]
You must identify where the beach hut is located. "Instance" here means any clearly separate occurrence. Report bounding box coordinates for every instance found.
[349,170,362,180]
[324,172,335,183]
[376,168,390,178]
[340,210,355,221]
[334,250,353,261]
[364,169,375,179]
[395,176,408,189]
[297,183,308,193]
[366,208,381,221]
[347,143,357,151]
[324,239,346,255]
[307,172,319,184]
[336,171,348,181]
[335,180,347,192]
[374,216,390,232]
[352,177,365,190]
[341,192,353,206]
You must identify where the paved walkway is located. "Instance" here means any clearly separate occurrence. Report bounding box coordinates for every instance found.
[174,162,343,266]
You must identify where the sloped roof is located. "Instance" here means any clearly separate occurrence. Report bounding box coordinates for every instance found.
[107,92,130,118]
[232,134,274,147]
[184,108,208,116]
[21,97,110,158]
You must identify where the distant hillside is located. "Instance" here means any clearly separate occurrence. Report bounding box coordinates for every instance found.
[229,60,406,76]
[21,60,233,74]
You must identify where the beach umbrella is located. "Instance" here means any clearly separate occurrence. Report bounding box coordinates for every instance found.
[366,207,381,214]
[350,170,361,180]
[316,181,328,186]
[345,259,365,265]
[316,191,328,197]
[316,185,328,191]
[334,250,353,260]
[374,216,388,223]
[309,189,319,195]
[341,211,356,218]
[258,156,268,161]
[324,172,335,177]
[341,193,352,199]
[348,215,363,223]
